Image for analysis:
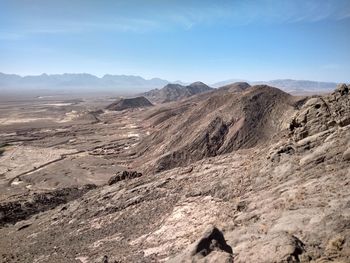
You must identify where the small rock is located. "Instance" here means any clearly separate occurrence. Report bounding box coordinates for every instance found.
[108,170,143,185]
[236,201,247,212]
[326,235,345,255]
[192,226,233,257]
[167,226,233,263]
[102,255,108,263]
[336,83,349,96]
[17,223,31,231]
[235,232,305,263]
[343,148,350,161]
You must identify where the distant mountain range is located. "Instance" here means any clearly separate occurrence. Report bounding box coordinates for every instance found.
[0,73,170,94]
[0,72,340,96]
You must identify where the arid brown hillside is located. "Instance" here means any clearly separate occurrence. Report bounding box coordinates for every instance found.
[136,85,304,172]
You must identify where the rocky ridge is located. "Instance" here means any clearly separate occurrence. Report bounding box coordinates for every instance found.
[137,85,300,173]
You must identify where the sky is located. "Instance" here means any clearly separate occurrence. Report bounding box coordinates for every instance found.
[0,0,350,83]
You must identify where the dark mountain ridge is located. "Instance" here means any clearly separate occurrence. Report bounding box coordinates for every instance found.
[106,96,153,111]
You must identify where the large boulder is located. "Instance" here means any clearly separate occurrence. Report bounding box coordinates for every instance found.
[234,232,305,263]
[167,226,233,263]
[290,84,350,141]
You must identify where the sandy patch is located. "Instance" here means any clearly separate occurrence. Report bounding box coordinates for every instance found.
[0,145,77,181]
[131,196,225,257]
[0,117,52,125]
[43,103,73,107]
[127,133,140,138]
[90,233,122,248]
[75,256,89,263]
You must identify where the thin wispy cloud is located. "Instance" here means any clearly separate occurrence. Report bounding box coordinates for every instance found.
[0,32,24,40]
[322,64,341,70]
[2,0,350,38]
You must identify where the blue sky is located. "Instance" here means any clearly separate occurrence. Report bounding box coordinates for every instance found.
[1,0,350,83]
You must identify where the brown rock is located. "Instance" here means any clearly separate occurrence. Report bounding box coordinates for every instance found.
[108,170,143,185]
[343,148,350,161]
[167,226,233,263]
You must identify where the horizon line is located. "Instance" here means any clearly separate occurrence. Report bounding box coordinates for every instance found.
[0,71,345,85]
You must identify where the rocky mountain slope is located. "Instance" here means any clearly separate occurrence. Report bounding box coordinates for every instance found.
[0,84,349,263]
[142,82,213,103]
[137,84,302,172]
[106,96,153,111]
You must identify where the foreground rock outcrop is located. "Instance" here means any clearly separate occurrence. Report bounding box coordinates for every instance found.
[290,83,350,141]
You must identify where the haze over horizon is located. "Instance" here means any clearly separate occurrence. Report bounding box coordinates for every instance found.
[1,0,350,84]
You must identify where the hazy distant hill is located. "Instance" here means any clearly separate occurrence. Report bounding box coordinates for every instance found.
[252,79,338,94]
[213,79,338,94]
[142,81,213,103]
[0,72,339,96]
[0,72,169,94]
[212,79,247,88]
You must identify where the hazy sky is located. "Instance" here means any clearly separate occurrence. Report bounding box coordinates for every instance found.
[1,0,350,83]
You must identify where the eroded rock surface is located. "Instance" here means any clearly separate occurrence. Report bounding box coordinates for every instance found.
[290,84,350,141]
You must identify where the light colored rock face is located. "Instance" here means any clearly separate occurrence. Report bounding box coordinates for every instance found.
[290,84,350,141]
[343,147,350,160]
[0,85,349,263]
[234,232,305,263]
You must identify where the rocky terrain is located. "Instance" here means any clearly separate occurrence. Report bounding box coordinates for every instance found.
[0,83,349,263]
[106,96,153,111]
[142,82,213,103]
